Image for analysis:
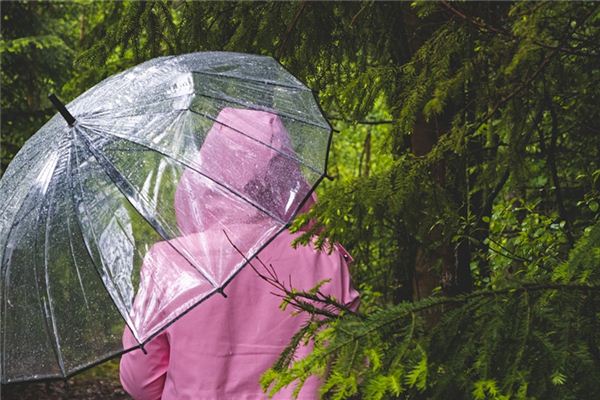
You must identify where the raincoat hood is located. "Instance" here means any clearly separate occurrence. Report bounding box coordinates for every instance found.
[174,107,315,236]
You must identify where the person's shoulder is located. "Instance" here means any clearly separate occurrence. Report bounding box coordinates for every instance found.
[264,230,311,256]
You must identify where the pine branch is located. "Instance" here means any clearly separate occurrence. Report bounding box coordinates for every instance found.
[440,1,600,57]
[272,281,599,377]
[223,230,357,319]
[479,106,545,219]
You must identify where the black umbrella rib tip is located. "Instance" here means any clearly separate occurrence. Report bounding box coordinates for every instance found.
[48,93,76,127]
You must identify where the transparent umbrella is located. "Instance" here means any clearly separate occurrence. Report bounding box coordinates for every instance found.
[0,52,331,383]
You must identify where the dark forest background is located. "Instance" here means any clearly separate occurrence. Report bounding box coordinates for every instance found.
[1,1,600,399]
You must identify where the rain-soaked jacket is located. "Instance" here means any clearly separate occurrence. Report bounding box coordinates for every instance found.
[119,108,359,400]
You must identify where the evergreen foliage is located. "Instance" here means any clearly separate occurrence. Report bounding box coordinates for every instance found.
[2,1,600,398]
[1,1,77,172]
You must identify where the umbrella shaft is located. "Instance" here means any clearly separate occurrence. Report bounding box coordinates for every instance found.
[48,94,76,126]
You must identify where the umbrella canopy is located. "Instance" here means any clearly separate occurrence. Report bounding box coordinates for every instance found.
[0,52,331,383]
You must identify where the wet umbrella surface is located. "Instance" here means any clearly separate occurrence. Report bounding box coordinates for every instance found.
[0,52,331,384]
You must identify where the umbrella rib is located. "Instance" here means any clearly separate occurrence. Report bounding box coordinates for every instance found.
[0,150,62,381]
[0,196,35,381]
[0,138,58,221]
[80,68,307,121]
[82,108,323,178]
[83,108,180,121]
[76,99,327,180]
[72,85,328,177]
[80,123,289,226]
[191,90,329,129]
[64,184,91,310]
[187,108,324,177]
[20,149,66,377]
[81,88,329,142]
[74,129,222,290]
[1,148,60,382]
[191,70,307,91]
[68,140,138,331]
[37,167,67,377]
[79,92,194,120]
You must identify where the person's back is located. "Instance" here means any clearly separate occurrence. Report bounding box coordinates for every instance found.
[120,230,358,400]
[119,107,358,399]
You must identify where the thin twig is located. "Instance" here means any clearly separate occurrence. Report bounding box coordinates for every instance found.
[223,230,356,319]
[545,94,575,247]
[277,1,307,59]
[328,115,396,126]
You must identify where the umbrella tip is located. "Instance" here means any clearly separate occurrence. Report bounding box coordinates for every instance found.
[48,93,76,127]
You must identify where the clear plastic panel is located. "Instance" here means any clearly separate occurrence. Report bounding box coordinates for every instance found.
[1,171,62,381]
[35,153,125,374]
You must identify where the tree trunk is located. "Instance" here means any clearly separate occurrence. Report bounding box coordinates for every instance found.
[411,114,445,300]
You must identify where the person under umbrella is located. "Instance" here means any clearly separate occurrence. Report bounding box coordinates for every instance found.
[119,107,359,400]
[0,52,344,387]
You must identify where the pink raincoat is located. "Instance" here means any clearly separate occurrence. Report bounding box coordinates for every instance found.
[120,108,358,400]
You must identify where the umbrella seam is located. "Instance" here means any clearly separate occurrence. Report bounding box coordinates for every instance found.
[187,108,324,177]
[69,138,138,334]
[65,195,91,309]
[191,69,308,91]
[80,122,289,226]
[78,91,194,120]
[23,155,66,377]
[0,147,61,381]
[38,165,67,376]
[191,90,329,130]
[272,56,335,174]
[81,108,324,180]
[75,129,221,291]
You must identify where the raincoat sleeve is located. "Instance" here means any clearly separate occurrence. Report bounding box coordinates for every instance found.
[120,327,169,400]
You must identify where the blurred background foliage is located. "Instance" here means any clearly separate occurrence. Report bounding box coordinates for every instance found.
[1,1,600,399]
